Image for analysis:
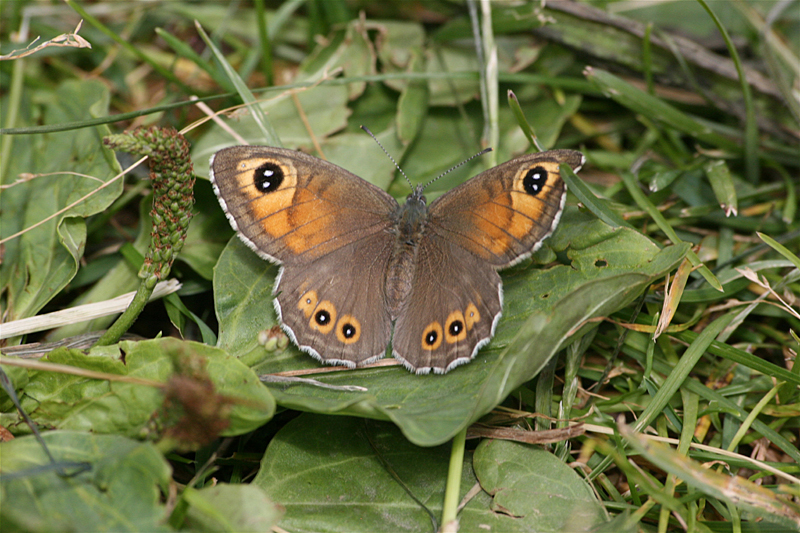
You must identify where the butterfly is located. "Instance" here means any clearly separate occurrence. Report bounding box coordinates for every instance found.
[210,146,584,374]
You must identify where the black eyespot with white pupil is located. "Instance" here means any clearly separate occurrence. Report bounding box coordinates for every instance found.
[425,331,438,346]
[522,166,547,195]
[341,323,356,339]
[448,320,463,336]
[315,310,330,325]
[254,162,283,193]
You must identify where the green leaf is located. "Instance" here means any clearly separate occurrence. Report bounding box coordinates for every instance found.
[317,126,406,192]
[473,439,608,530]
[0,358,29,407]
[254,413,609,532]
[214,207,688,446]
[164,293,218,346]
[0,80,124,323]
[46,194,152,341]
[191,82,351,178]
[331,20,376,100]
[10,338,274,438]
[389,111,488,197]
[704,159,738,216]
[396,49,429,144]
[522,94,582,150]
[0,432,171,532]
[375,20,426,74]
[181,484,282,532]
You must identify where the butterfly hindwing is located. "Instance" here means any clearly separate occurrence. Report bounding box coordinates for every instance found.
[275,230,395,366]
[392,234,503,374]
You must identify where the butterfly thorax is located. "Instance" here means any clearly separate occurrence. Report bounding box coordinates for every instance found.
[385,189,428,318]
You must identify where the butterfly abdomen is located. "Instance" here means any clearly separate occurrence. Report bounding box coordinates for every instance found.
[385,193,429,318]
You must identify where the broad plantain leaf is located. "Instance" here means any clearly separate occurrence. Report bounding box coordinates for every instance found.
[254,413,609,532]
[213,205,688,446]
[0,80,124,324]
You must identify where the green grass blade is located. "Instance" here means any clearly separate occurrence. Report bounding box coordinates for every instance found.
[155,28,236,93]
[620,171,722,291]
[195,21,280,146]
[508,90,542,152]
[757,231,800,270]
[695,0,759,183]
[585,67,739,152]
[670,330,800,387]
[634,313,735,434]
[622,338,800,463]
[560,165,634,229]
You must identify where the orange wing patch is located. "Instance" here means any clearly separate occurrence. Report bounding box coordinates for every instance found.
[474,161,563,257]
[234,157,343,254]
[309,300,337,334]
[444,310,467,344]
[421,322,443,351]
[336,315,362,344]
[465,303,481,331]
[297,290,318,318]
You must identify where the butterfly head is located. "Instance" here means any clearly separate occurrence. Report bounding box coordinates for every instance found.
[406,184,428,206]
[396,185,429,230]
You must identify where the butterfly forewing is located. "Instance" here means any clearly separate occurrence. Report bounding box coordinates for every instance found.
[210,146,398,265]
[426,150,581,268]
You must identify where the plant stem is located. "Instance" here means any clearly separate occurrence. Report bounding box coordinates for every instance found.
[441,427,467,532]
[94,281,154,346]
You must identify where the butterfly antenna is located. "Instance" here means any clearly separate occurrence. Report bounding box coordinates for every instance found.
[361,125,414,190]
[423,147,493,189]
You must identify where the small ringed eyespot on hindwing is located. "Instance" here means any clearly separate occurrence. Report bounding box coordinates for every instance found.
[297,290,318,318]
[336,315,361,344]
[465,303,481,331]
[315,310,330,324]
[309,300,337,334]
[445,310,467,344]
[253,161,284,193]
[421,322,443,351]
[522,165,548,196]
